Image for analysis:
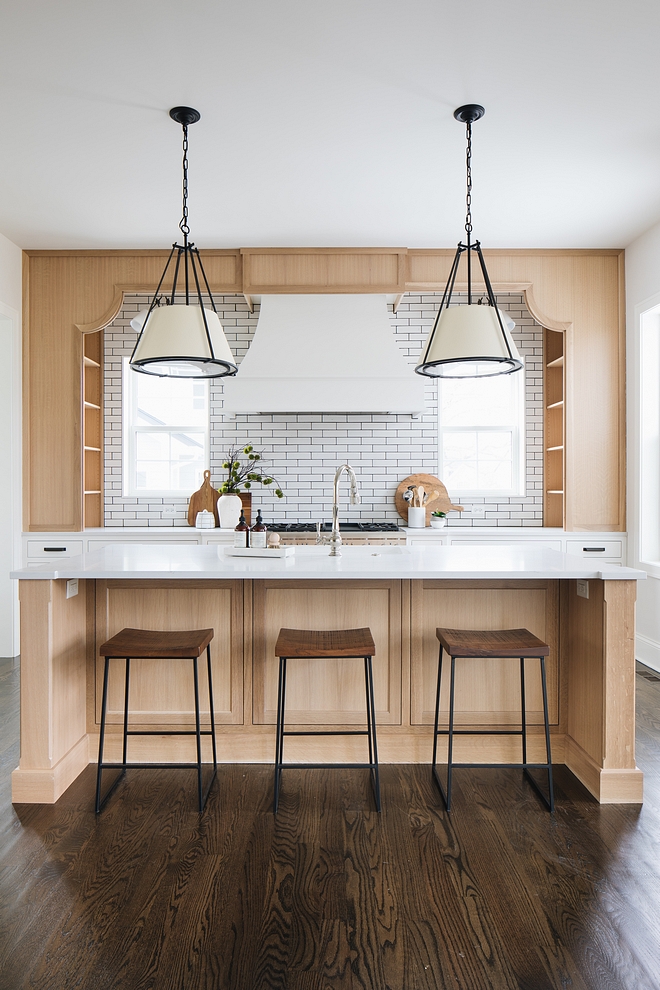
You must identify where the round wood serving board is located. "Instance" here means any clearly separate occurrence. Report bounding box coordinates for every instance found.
[395,473,464,525]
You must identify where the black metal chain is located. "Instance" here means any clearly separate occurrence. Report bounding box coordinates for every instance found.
[179,124,190,244]
[464,119,473,237]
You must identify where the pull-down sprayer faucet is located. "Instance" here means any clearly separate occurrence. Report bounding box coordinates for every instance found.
[328,463,361,557]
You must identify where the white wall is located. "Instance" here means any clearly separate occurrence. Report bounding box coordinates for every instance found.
[626,220,660,671]
[0,231,22,657]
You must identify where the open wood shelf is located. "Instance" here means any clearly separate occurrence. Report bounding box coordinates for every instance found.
[544,329,565,527]
[82,332,103,528]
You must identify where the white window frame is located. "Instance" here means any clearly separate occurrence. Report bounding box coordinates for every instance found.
[122,357,210,497]
[437,368,526,498]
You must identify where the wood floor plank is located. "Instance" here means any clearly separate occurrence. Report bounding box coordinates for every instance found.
[1,662,660,990]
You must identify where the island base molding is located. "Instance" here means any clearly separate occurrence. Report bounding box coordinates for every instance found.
[564,736,643,803]
[11,733,92,804]
[12,576,642,805]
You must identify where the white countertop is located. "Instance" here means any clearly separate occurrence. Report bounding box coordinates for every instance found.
[11,543,646,581]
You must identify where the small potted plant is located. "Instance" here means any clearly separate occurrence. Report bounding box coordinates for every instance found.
[217,444,284,528]
[430,510,447,529]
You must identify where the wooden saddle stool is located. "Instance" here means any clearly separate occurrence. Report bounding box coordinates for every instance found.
[432,627,554,813]
[96,627,218,814]
[273,627,381,813]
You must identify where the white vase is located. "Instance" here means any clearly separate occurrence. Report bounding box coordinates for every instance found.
[430,517,447,529]
[407,506,426,528]
[217,494,242,529]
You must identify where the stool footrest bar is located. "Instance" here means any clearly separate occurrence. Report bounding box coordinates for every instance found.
[283,730,368,737]
[277,762,377,770]
[434,729,525,736]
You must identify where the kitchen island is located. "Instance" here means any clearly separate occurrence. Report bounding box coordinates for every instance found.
[11,544,645,805]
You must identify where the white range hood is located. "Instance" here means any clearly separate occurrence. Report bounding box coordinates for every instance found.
[221,294,427,415]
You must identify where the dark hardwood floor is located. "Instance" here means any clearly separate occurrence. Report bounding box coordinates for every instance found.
[1,656,660,990]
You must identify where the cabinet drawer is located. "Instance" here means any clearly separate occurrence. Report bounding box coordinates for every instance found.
[27,540,84,558]
[565,540,622,559]
[450,539,563,550]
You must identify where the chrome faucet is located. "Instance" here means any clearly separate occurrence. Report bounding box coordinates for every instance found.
[328,463,361,557]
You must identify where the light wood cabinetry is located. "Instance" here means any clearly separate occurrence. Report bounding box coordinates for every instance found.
[544,329,565,527]
[82,331,103,528]
[93,580,244,762]
[22,247,625,533]
[252,580,403,728]
[410,580,560,731]
[12,575,642,805]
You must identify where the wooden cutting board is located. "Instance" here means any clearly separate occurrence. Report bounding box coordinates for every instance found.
[187,470,220,527]
[395,473,464,525]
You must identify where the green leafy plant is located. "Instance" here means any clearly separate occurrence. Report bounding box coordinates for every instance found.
[431,510,447,518]
[218,444,284,499]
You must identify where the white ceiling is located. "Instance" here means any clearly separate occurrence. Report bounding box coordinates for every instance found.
[1,0,660,250]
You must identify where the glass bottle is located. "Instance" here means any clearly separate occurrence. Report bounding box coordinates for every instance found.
[234,511,249,548]
[250,510,267,549]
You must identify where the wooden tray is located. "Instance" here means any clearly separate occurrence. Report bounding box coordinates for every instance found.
[395,473,464,525]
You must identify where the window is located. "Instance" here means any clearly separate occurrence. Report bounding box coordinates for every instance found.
[123,358,209,496]
[438,362,525,497]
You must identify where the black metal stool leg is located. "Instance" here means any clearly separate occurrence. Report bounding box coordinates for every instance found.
[95,655,111,814]
[445,655,456,811]
[521,656,554,812]
[365,655,381,812]
[431,643,447,809]
[274,656,286,813]
[540,656,554,812]
[520,657,527,768]
[95,656,129,814]
[193,656,204,812]
[206,644,218,785]
[122,657,131,768]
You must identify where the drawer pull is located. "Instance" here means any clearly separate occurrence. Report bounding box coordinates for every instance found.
[583,547,606,552]
[43,547,67,552]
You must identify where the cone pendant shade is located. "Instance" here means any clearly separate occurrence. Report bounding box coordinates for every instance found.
[416,305,523,378]
[130,305,237,378]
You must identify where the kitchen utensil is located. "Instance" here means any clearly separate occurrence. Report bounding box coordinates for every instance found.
[418,485,425,506]
[187,470,220,527]
[395,474,464,525]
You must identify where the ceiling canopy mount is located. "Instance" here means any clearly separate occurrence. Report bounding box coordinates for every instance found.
[453,104,485,125]
[169,106,201,127]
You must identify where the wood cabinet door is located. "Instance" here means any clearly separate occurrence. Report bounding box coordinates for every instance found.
[410,580,560,727]
[253,580,402,726]
[94,580,244,727]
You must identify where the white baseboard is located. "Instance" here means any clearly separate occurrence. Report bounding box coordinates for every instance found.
[636,633,660,673]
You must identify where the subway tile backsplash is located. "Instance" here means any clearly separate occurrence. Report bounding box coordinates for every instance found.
[104,293,543,527]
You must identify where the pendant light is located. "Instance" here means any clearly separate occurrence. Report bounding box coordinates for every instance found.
[130,107,238,378]
[416,105,523,379]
